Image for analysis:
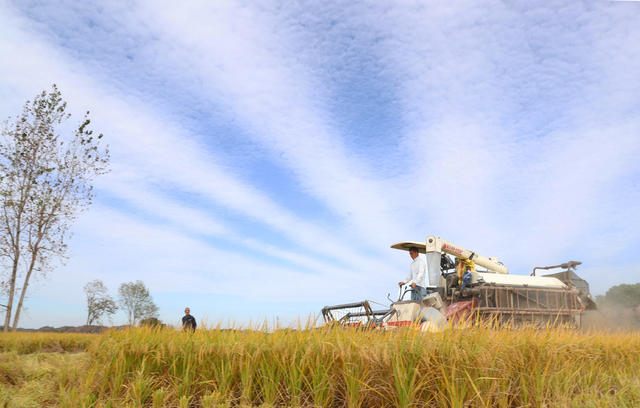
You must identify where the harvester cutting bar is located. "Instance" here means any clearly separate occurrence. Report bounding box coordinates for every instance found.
[321,301,392,327]
[322,301,374,312]
[341,309,390,318]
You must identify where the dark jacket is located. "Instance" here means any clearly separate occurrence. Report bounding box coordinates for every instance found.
[182,314,197,331]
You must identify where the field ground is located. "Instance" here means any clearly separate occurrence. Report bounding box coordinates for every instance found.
[0,326,638,407]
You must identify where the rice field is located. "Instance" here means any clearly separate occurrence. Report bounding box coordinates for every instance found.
[0,325,639,407]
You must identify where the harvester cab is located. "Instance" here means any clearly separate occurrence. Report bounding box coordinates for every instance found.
[321,235,596,329]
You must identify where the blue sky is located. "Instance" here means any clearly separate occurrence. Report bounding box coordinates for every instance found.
[1,0,639,328]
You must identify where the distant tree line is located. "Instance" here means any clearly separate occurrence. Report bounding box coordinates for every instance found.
[596,283,640,309]
[84,279,159,326]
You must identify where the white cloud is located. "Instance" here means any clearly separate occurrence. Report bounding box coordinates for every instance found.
[0,2,403,327]
[1,0,639,328]
[67,206,366,301]
[134,0,410,247]
[347,0,640,272]
[0,1,396,274]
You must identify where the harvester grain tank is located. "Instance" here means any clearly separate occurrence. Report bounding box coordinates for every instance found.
[321,235,596,329]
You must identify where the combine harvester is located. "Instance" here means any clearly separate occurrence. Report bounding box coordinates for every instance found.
[321,235,596,330]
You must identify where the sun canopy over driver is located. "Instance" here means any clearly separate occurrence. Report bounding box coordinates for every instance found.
[390,241,426,253]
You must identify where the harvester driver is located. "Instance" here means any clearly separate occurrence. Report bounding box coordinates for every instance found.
[398,247,427,301]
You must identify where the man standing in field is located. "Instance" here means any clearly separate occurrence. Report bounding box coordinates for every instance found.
[398,247,427,302]
[182,307,197,332]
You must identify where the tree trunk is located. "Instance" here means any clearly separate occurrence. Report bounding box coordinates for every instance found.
[2,176,28,332]
[11,250,37,331]
[3,257,19,332]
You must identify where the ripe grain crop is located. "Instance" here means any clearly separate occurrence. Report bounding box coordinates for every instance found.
[0,332,96,354]
[59,325,640,407]
[0,325,639,407]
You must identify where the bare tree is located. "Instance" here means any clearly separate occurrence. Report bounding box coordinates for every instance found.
[118,281,159,326]
[0,85,109,331]
[84,279,117,326]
